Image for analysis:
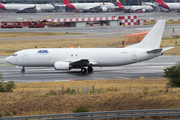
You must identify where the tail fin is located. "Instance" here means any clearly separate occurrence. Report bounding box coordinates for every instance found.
[156,0,164,4]
[116,0,124,9]
[127,20,166,49]
[63,0,70,5]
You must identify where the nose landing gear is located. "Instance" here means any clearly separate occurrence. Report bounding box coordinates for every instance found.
[21,67,25,73]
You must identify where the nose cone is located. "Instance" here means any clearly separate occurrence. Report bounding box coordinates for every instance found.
[5,56,14,64]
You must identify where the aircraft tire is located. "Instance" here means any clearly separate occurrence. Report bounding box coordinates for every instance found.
[81,68,87,74]
[87,66,93,73]
[21,68,25,73]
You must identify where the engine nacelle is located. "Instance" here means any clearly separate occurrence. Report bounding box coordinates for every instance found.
[100,7,108,12]
[142,8,146,12]
[35,7,41,12]
[54,61,70,70]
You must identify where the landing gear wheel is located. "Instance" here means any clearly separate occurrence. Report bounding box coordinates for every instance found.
[87,66,93,73]
[21,68,25,73]
[81,68,87,74]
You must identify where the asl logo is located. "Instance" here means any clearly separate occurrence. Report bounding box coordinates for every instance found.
[37,50,49,54]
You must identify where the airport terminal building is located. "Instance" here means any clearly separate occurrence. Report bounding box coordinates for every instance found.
[0,0,178,6]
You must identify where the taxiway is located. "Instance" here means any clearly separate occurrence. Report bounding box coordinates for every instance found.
[0,55,179,83]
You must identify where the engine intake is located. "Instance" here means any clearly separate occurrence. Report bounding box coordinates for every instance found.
[54,61,70,70]
[35,7,41,12]
[100,7,108,12]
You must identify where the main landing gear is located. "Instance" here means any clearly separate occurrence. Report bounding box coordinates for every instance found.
[21,67,25,73]
[81,66,93,74]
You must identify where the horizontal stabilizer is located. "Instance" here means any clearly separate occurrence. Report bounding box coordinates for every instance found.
[147,49,162,54]
[163,47,174,51]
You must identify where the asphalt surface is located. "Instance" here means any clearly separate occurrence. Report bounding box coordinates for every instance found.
[0,12,180,83]
[1,12,180,21]
[1,12,180,42]
[0,24,180,43]
[0,55,179,83]
[1,12,180,41]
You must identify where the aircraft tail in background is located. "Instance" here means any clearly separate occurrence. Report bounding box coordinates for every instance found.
[156,0,164,4]
[116,0,124,9]
[63,0,71,5]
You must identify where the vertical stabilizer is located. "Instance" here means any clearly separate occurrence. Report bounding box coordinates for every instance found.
[116,0,124,9]
[63,0,70,5]
[156,0,169,9]
[156,0,164,4]
[126,20,166,49]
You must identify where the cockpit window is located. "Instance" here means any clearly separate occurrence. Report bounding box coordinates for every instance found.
[12,54,18,57]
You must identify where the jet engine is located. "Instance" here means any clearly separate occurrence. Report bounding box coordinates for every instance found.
[35,6,41,12]
[100,7,108,12]
[54,61,70,70]
[142,8,146,12]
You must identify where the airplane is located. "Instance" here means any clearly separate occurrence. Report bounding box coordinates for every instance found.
[155,0,180,11]
[0,3,55,13]
[116,0,153,13]
[5,20,173,74]
[63,0,115,12]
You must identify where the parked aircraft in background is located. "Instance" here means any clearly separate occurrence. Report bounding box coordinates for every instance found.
[5,20,173,74]
[116,0,153,12]
[63,0,115,12]
[156,0,180,11]
[0,3,54,13]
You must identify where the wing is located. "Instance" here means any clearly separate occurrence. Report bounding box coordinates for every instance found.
[17,5,36,11]
[70,59,97,68]
[131,7,143,11]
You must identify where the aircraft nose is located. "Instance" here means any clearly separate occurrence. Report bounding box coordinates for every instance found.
[5,56,13,64]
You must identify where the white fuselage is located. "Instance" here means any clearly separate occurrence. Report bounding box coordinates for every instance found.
[166,3,180,10]
[130,6,153,11]
[72,3,115,10]
[1,4,54,11]
[6,48,162,68]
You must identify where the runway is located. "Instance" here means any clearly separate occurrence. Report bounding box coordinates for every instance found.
[0,55,179,83]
